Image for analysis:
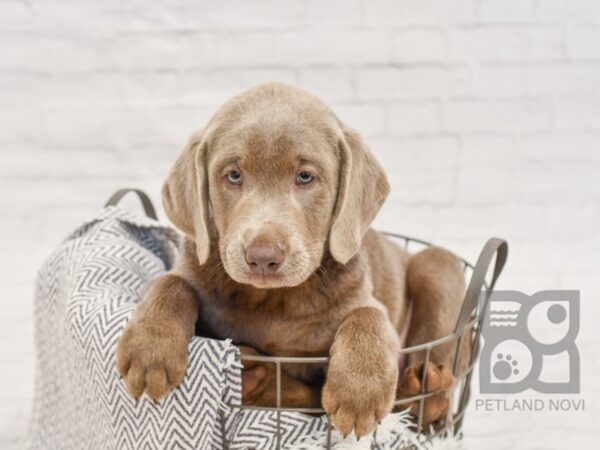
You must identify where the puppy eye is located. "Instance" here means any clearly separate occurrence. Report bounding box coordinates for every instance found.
[227,169,243,185]
[296,171,313,186]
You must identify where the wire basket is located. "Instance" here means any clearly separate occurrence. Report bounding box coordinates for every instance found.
[227,233,508,449]
[105,189,509,448]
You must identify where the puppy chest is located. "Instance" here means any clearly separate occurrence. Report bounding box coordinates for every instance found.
[198,300,335,356]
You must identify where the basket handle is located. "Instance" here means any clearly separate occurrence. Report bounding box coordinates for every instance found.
[104,188,158,220]
[454,237,508,334]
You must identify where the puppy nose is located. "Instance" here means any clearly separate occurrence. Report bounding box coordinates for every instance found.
[245,242,286,275]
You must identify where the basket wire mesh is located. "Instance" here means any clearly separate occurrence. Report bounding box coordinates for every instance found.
[223,233,508,449]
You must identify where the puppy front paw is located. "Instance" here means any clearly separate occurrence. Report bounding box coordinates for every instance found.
[322,354,397,437]
[400,363,454,427]
[116,320,189,402]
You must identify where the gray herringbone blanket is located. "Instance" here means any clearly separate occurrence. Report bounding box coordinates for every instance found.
[27,206,447,450]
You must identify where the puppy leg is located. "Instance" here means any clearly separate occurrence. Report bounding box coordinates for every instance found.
[322,306,399,437]
[116,273,198,401]
[239,346,322,409]
[399,247,470,427]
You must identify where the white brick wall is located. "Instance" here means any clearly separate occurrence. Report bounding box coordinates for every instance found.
[2,0,599,448]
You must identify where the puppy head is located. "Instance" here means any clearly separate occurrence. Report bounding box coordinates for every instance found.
[163,82,389,289]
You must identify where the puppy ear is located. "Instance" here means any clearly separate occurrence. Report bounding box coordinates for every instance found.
[162,130,211,265]
[329,127,390,264]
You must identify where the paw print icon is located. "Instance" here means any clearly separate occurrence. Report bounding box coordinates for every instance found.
[480,290,579,394]
[494,353,520,380]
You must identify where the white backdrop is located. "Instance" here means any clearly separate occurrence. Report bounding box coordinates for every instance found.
[1,0,599,448]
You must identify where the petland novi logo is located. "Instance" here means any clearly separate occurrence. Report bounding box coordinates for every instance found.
[480,290,579,394]
[476,290,584,412]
